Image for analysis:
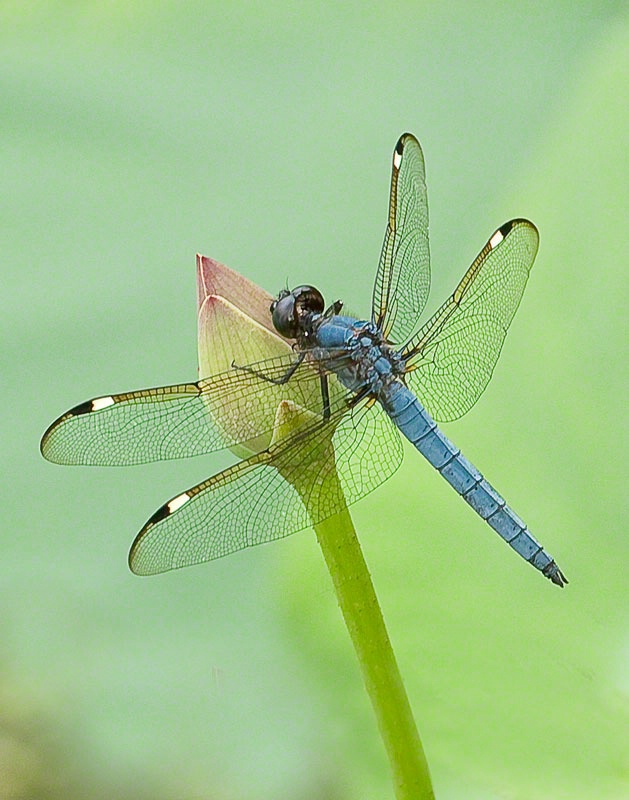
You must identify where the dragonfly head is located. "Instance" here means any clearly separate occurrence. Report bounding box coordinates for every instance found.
[270,285,325,339]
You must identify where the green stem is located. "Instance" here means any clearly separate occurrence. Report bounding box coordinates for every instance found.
[314,507,434,800]
[274,401,432,797]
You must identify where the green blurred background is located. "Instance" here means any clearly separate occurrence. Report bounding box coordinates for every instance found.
[2,2,627,798]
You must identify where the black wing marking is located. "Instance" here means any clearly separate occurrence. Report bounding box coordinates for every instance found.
[371,133,430,346]
[403,219,539,421]
[128,398,403,574]
[40,351,351,466]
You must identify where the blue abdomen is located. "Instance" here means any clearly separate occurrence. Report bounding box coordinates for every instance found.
[381,381,566,586]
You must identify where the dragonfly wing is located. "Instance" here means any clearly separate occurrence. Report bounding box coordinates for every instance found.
[40,353,342,466]
[129,451,309,574]
[403,219,539,422]
[129,399,403,575]
[333,400,403,507]
[371,133,430,346]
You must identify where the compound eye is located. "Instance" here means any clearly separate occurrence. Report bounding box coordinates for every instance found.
[291,285,325,314]
[270,289,291,315]
[271,294,298,338]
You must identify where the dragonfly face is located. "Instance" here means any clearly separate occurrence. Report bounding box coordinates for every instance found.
[41,133,566,585]
[270,285,325,341]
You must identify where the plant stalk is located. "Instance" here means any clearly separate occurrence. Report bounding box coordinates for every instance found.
[276,405,433,798]
[314,507,434,800]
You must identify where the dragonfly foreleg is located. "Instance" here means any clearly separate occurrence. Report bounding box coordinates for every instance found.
[322,300,343,319]
[231,352,306,385]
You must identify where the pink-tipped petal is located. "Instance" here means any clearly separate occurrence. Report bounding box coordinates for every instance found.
[196,256,316,460]
[196,254,278,335]
[197,294,292,458]
[198,294,289,379]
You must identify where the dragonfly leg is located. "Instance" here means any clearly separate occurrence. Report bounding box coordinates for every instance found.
[347,385,374,409]
[231,352,306,385]
[322,299,343,319]
[320,374,331,420]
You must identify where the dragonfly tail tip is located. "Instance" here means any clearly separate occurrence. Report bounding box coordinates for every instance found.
[544,562,568,588]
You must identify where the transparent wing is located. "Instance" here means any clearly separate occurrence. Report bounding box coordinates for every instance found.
[129,399,403,575]
[403,219,539,422]
[40,352,350,466]
[371,133,430,346]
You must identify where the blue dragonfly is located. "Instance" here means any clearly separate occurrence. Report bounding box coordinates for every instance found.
[41,134,566,586]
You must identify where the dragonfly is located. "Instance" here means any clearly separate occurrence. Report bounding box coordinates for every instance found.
[41,133,567,586]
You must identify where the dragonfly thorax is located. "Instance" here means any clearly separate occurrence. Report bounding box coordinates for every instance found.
[310,315,407,399]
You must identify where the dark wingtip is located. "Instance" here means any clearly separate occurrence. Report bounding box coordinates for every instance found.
[498,220,516,237]
[40,399,96,461]
[497,218,540,239]
[128,494,184,575]
[396,132,418,150]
